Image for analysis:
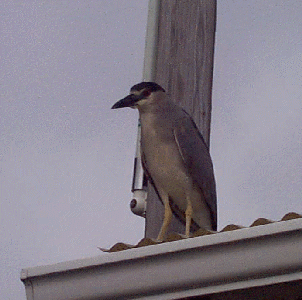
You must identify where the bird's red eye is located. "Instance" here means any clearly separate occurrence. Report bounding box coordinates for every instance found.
[142,89,151,98]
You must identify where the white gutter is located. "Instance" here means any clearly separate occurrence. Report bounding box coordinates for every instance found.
[21,218,302,300]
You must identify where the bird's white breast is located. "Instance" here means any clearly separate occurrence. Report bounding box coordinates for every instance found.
[140,112,190,205]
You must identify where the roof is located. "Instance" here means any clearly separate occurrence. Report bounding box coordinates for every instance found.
[101,212,301,252]
[21,213,302,300]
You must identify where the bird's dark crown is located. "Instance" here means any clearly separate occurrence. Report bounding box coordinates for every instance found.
[130,82,165,93]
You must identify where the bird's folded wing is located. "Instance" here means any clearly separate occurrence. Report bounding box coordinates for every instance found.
[173,113,217,230]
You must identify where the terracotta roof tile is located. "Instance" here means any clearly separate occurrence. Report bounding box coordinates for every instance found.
[250,217,273,227]
[281,211,302,221]
[221,224,245,232]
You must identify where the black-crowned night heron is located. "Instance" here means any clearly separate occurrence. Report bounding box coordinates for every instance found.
[112,82,217,240]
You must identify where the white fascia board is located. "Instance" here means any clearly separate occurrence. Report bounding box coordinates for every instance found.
[21,218,302,300]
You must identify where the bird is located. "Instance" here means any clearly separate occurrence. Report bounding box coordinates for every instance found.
[111,82,217,240]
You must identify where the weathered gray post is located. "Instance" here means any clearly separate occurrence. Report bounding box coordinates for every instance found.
[142,0,217,238]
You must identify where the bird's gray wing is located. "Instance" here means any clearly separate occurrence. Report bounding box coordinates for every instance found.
[173,111,217,230]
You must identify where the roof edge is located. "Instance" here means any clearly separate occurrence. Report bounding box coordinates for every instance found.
[21,218,302,300]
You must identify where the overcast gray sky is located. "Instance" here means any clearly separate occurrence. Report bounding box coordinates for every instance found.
[1,1,301,299]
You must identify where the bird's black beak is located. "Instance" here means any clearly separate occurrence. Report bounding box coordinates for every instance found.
[111,94,140,109]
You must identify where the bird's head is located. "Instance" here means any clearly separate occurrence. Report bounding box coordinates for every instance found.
[111,82,166,110]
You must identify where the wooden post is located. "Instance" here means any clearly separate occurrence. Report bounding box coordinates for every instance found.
[143,0,217,238]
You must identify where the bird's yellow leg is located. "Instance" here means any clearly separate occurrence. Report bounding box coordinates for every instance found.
[156,201,172,241]
[185,198,193,237]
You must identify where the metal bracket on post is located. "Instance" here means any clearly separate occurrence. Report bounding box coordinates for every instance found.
[130,120,148,218]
